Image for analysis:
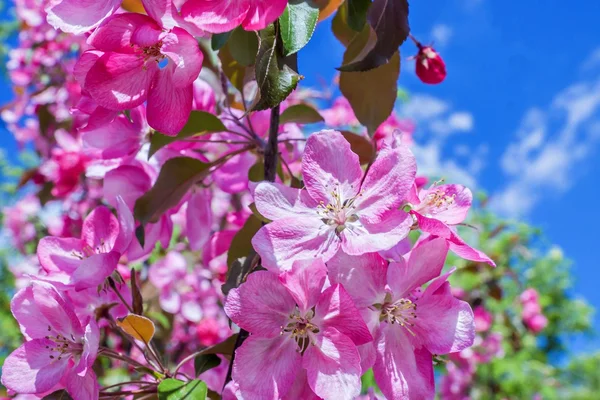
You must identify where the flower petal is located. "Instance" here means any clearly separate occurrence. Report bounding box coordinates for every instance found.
[341,210,412,255]
[82,206,119,251]
[160,27,204,88]
[45,0,121,35]
[186,188,213,251]
[302,130,362,204]
[233,335,301,400]
[88,13,159,52]
[242,0,288,31]
[1,339,69,394]
[254,182,318,221]
[356,145,416,224]
[147,66,193,135]
[11,287,52,340]
[142,0,179,29]
[252,217,340,272]
[65,368,99,400]
[417,184,472,225]
[180,0,249,34]
[37,237,84,274]
[327,250,387,308]
[71,251,121,291]
[32,281,83,338]
[103,165,152,211]
[225,271,296,337]
[303,328,362,400]
[280,258,327,314]
[373,324,435,400]
[113,196,135,254]
[314,284,373,346]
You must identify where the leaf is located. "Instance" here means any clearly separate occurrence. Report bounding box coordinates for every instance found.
[228,27,259,66]
[149,111,227,158]
[279,1,320,56]
[280,103,324,124]
[339,26,400,135]
[316,0,345,21]
[134,157,210,224]
[131,269,144,315]
[158,379,207,400]
[218,42,247,92]
[201,333,239,357]
[42,390,74,400]
[339,0,409,71]
[135,224,146,248]
[194,354,221,377]
[347,0,371,31]
[340,131,374,164]
[211,31,232,51]
[226,215,262,268]
[253,23,301,111]
[248,202,270,224]
[331,5,356,47]
[117,314,156,344]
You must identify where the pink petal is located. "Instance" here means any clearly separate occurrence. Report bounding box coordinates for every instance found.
[378,237,412,261]
[254,182,318,221]
[73,50,103,87]
[386,237,448,299]
[279,258,327,314]
[147,66,193,135]
[81,113,143,159]
[356,145,416,224]
[142,0,179,29]
[313,285,373,346]
[327,250,387,308]
[113,196,135,254]
[373,324,435,400]
[126,216,173,262]
[180,0,249,34]
[213,152,256,194]
[78,320,100,376]
[302,130,362,204]
[160,27,204,88]
[224,271,296,337]
[11,287,51,340]
[413,280,475,355]
[341,210,412,255]
[303,328,362,400]
[86,52,156,110]
[282,369,320,400]
[417,184,471,225]
[45,0,121,34]
[31,282,83,339]
[1,339,69,394]
[65,368,99,400]
[233,336,301,400]
[186,188,213,251]
[149,251,187,288]
[82,206,119,251]
[252,217,340,272]
[88,13,158,52]
[242,0,288,31]
[358,342,377,374]
[71,251,121,291]
[103,165,152,211]
[37,237,84,274]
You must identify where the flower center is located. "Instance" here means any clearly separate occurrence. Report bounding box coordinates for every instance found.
[45,325,83,362]
[281,309,319,353]
[70,239,110,259]
[380,298,418,336]
[316,185,361,236]
[416,188,455,216]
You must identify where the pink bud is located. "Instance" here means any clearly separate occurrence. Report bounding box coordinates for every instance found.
[415,46,447,85]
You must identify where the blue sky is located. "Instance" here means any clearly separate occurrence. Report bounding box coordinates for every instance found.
[1,0,600,350]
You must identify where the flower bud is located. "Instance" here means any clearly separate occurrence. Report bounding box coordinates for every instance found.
[415,45,447,84]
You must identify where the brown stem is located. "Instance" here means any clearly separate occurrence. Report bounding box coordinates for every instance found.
[223,105,280,390]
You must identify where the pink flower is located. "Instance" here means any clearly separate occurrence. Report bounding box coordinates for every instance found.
[224,259,372,400]
[2,282,100,399]
[520,288,547,333]
[408,183,495,266]
[76,10,203,134]
[181,0,288,33]
[321,97,359,127]
[252,130,416,271]
[473,306,492,332]
[37,197,134,291]
[328,238,475,400]
[415,46,447,85]
[45,0,122,34]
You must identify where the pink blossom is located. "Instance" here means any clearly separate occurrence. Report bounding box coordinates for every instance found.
[181,0,288,33]
[3,195,40,250]
[408,183,495,266]
[520,288,547,333]
[76,10,203,134]
[224,259,372,400]
[328,238,475,400]
[37,197,134,291]
[2,282,99,399]
[473,306,492,332]
[252,130,416,271]
[45,0,122,34]
[321,96,359,127]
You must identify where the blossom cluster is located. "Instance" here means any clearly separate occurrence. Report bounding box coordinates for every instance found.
[1,1,495,399]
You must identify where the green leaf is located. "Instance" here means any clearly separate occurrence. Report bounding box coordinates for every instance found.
[280,103,324,124]
[194,354,221,377]
[339,0,409,71]
[347,0,371,31]
[211,31,232,51]
[158,379,207,400]
[218,42,247,92]
[339,26,400,135]
[226,215,262,268]
[253,23,301,111]
[42,391,74,400]
[279,1,320,56]
[149,111,227,158]
[134,157,210,224]
[228,27,259,66]
[331,4,356,47]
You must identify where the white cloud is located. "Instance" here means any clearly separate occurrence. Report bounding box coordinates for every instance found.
[491,72,600,217]
[581,47,600,71]
[430,24,453,48]
[401,95,449,120]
